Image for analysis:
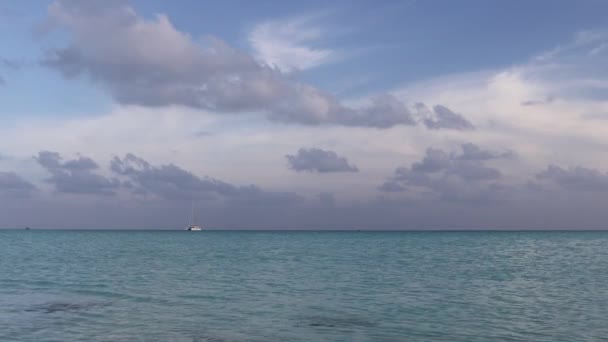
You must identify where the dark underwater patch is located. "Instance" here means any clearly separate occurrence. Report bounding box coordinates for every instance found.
[25,301,109,314]
[305,316,378,329]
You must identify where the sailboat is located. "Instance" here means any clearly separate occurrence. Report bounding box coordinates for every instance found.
[186,203,203,231]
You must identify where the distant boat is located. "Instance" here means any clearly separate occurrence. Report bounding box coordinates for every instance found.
[24,226,31,230]
[186,203,203,231]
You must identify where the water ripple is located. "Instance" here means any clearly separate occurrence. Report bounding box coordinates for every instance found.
[1,230,608,341]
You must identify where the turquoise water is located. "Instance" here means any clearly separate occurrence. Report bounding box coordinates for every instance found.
[1,230,608,341]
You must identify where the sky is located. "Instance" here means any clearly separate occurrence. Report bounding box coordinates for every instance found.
[1,0,608,229]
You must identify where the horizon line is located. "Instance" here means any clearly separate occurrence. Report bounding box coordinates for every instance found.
[3,228,608,232]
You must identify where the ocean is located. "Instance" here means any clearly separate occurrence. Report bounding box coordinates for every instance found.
[1,230,607,341]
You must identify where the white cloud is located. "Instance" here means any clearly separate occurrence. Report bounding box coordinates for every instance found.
[248,15,335,73]
[0,105,407,200]
[8,28,608,204]
[42,1,427,129]
[5,2,608,228]
[391,29,608,180]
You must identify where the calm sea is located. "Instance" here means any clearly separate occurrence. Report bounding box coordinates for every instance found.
[1,230,607,341]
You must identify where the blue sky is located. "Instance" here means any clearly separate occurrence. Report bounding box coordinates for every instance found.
[1,0,608,229]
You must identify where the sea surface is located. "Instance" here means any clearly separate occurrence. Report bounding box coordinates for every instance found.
[1,230,608,341]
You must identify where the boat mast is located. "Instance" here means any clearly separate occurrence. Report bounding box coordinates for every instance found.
[189,202,194,227]
[190,201,200,227]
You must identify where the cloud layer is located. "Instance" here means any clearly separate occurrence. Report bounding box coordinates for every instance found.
[1,1,608,230]
[286,148,359,173]
[380,143,514,203]
[0,171,36,197]
[35,151,120,195]
[1,144,608,229]
[536,165,608,192]
[42,0,472,130]
[422,105,475,130]
[111,153,301,205]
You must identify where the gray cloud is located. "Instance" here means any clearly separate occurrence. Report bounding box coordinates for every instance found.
[111,153,301,205]
[340,94,416,128]
[193,130,213,138]
[1,58,22,70]
[286,148,359,173]
[380,143,512,202]
[0,172,37,197]
[521,95,555,106]
[378,180,406,193]
[41,0,467,130]
[35,151,120,195]
[410,148,450,173]
[536,164,608,192]
[111,153,237,200]
[458,143,515,161]
[6,151,608,229]
[416,104,475,130]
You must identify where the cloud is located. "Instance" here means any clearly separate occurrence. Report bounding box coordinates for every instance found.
[286,148,359,173]
[0,172,37,197]
[0,57,24,85]
[193,130,212,138]
[3,19,608,229]
[377,180,406,193]
[528,30,608,102]
[458,143,515,161]
[350,94,417,128]
[421,105,475,130]
[1,58,23,70]
[590,43,608,56]
[111,153,301,205]
[41,0,469,130]
[249,15,334,73]
[380,143,513,202]
[111,153,237,200]
[35,151,120,195]
[536,164,608,192]
[43,0,262,109]
[521,95,555,106]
